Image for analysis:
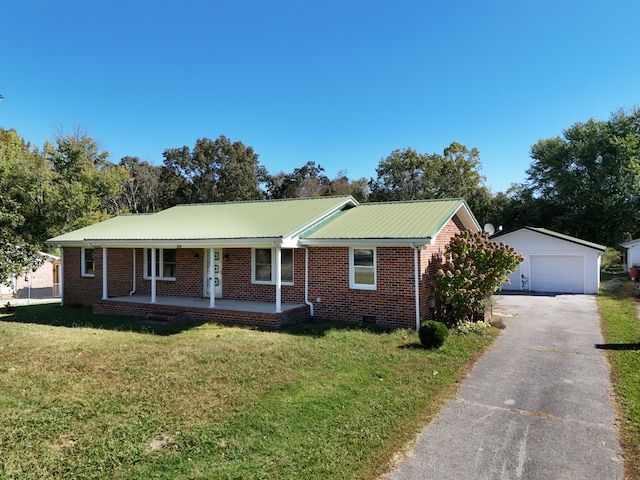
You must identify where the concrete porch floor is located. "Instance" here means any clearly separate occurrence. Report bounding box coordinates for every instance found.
[107,295,305,314]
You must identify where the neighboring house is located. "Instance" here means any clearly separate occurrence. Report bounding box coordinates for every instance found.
[621,238,640,275]
[0,252,61,300]
[46,196,480,330]
[492,227,606,294]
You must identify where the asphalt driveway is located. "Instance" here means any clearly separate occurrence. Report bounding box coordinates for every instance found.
[385,294,623,480]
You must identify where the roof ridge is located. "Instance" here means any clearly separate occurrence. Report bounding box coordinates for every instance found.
[172,195,356,208]
[359,198,464,206]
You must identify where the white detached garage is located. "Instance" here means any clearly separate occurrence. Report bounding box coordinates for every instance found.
[492,227,606,294]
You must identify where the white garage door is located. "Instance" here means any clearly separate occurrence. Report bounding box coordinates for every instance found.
[530,255,584,293]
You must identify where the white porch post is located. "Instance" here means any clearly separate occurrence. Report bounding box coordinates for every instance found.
[150,248,157,304]
[209,248,216,308]
[275,244,282,313]
[102,247,108,300]
[60,249,64,306]
[412,243,427,331]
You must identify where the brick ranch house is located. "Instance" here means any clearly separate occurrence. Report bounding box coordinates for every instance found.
[47,196,480,330]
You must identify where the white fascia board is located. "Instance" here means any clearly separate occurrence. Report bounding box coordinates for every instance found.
[280,236,300,248]
[51,237,285,249]
[456,201,481,231]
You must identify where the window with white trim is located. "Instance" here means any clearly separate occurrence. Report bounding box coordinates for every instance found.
[144,248,177,280]
[81,247,95,277]
[350,247,376,290]
[252,248,294,284]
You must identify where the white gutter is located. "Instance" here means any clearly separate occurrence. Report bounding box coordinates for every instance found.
[49,237,286,249]
[60,249,64,306]
[150,247,156,304]
[411,242,427,331]
[129,248,136,296]
[304,247,314,316]
[299,237,436,247]
[102,248,108,300]
[274,242,282,313]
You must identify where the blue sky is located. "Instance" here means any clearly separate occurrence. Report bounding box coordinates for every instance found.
[2,0,639,193]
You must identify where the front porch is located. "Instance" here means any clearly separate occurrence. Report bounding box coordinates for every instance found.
[93,295,310,328]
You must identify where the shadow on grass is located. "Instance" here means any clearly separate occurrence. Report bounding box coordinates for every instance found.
[398,342,427,350]
[280,319,396,338]
[0,303,207,336]
[1,303,400,338]
[595,343,640,351]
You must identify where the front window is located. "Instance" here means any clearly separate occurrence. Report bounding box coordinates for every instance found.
[144,248,177,280]
[81,248,94,277]
[252,248,294,284]
[254,248,272,282]
[281,249,293,283]
[350,247,376,290]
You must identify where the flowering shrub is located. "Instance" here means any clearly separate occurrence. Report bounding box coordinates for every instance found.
[456,320,492,334]
[433,231,523,326]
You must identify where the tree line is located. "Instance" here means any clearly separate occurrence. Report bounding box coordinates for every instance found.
[1,106,640,281]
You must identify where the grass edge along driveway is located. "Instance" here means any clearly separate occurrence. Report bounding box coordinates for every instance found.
[0,304,497,480]
[598,276,640,480]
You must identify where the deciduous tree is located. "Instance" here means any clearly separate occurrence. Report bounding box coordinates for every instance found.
[0,194,43,286]
[525,107,640,246]
[45,130,123,233]
[264,161,330,199]
[119,156,162,213]
[368,142,491,222]
[0,128,54,243]
[162,135,265,203]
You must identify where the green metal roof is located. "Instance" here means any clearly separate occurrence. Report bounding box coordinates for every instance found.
[47,196,482,247]
[300,198,479,242]
[48,196,357,245]
[47,215,155,244]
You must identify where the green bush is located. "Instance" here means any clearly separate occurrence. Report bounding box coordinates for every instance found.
[419,320,449,349]
[601,247,622,272]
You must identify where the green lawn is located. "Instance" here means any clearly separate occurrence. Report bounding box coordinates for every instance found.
[598,275,640,479]
[0,304,497,479]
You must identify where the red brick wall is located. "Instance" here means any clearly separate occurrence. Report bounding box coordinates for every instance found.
[62,247,101,306]
[134,248,205,298]
[63,247,207,305]
[419,214,467,323]
[106,248,136,297]
[306,214,467,329]
[307,246,417,329]
[223,248,306,303]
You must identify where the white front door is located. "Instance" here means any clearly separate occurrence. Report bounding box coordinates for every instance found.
[204,249,223,297]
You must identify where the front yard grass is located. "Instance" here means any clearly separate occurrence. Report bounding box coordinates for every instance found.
[598,274,640,479]
[0,304,497,479]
